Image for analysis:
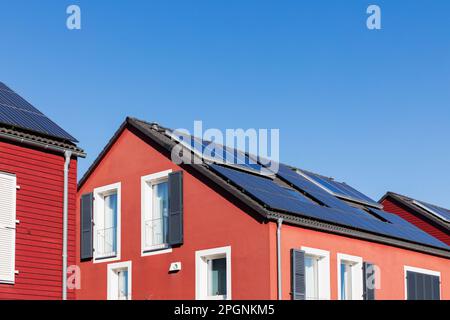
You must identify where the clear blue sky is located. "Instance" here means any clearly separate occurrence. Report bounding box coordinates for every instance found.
[1,0,449,207]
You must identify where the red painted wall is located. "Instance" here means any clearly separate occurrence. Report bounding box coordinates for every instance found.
[76,128,273,300]
[272,222,450,300]
[382,198,450,246]
[75,127,450,300]
[0,140,77,300]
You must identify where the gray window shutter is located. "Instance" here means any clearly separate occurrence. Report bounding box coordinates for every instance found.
[406,271,418,300]
[291,249,306,300]
[431,275,440,300]
[407,271,441,300]
[363,262,376,300]
[80,193,93,260]
[168,171,183,246]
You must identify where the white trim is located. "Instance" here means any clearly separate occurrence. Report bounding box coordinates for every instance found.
[107,261,132,300]
[93,182,121,264]
[337,253,363,300]
[0,172,17,284]
[301,246,330,300]
[195,246,232,300]
[141,170,172,256]
[403,265,441,300]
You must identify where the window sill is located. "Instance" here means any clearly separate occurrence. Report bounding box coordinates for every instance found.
[142,245,172,257]
[93,254,120,264]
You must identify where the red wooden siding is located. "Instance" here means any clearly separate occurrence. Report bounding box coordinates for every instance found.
[382,198,450,246]
[0,140,77,300]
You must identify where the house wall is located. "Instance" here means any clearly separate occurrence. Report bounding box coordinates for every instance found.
[272,221,450,300]
[382,198,450,246]
[0,139,77,300]
[75,128,273,300]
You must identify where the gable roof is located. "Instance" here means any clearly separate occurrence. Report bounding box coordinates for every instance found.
[380,192,450,231]
[79,117,450,258]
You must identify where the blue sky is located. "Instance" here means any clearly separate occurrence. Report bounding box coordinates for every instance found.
[1,0,449,207]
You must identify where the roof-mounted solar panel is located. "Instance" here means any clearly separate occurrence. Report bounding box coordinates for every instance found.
[167,129,274,176]
[297,170,382,209]
[412,200,450,222]
[0,82,78,142]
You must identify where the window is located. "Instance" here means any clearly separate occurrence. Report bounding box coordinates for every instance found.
[141,170,173,255]
[107,261,132,300]
[93,183,121,262]
[302,247,330,300]
[0,172,17,284]
[196,246,231,300]
[337,253,363,300]
[404,266,441,300]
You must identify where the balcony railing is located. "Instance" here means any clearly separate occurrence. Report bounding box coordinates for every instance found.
[144,217,167,248]
[96,227,117,258]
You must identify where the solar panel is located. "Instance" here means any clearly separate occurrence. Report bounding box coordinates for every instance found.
[0,82,77,142]
[210,163,449,250]
[413,200,450,222]
[297,169,381,208]
[168,130,272,175]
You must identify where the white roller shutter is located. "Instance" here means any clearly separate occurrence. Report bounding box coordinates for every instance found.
[0,172,16,284]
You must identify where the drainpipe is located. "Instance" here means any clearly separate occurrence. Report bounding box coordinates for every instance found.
[277,218,283,300]
[62,150,72,300]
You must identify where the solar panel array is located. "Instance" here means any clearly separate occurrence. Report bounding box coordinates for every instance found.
[209,163,449,250]
[0,82,77,142]
[414,200,450,222]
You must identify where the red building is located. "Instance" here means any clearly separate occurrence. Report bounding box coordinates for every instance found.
[0,82,85,300]
[76,117,450,300]
[380,192,450,246]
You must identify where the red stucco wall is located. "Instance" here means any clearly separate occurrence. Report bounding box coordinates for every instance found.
[272,222,450,300]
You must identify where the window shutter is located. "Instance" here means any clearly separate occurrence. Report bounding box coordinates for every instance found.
[80,193,93,260]
[291,249,306,300]
[0,173,17,284]
[431,275,440,300]
[363,262,376,300]
[406,271,418,300]
[168,171,183,246]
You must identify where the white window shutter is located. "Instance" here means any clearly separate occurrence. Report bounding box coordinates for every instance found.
[0,173,17,284]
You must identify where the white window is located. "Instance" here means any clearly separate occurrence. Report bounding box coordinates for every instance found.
[196,246,231,300]
[302,247,330,300]
[93,183,121,263]
[141,170,173,256]
[107,261,132,300]
[0,172,17,284]
[337,253,363,300]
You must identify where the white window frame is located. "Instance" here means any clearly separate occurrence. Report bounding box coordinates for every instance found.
[0,172,17,284]
[93,182,121,264]
[195,246,232,300]
[107,261,132,300]
[301,246,330,300]
[141,170,173,257]
[403,266,441,300]
[337,253,363,300]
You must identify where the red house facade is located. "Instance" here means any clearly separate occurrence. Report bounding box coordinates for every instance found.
[76,118,450,300]
[0,82,85,300]
[380,192,450,246]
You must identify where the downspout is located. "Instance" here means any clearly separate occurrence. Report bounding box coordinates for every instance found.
[62,150,72,300]
[277,218,283,300]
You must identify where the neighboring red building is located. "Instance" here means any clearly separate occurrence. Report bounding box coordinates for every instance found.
[76,117,450,300]
[0,82,85,300]
[380,192,450,246]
